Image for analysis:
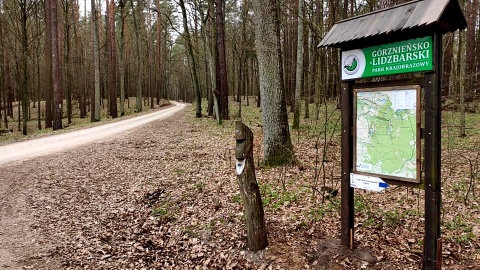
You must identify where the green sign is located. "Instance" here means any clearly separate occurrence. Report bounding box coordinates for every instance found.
[341,36,433,80]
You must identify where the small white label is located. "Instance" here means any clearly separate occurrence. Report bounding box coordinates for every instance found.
[236,159,246,175]
[350,173,389,192]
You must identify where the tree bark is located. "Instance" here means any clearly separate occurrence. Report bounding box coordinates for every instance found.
[252,0,294,165]
[63,0,72,125]
[442,33,453,97]
[44,0,53,128]
[118,0,126,116]
[155,0,163,106]
[292,0,304,129]
[215,0,229,120]
[107,0,117,118]
[457,30,466,137]
[20,0,29,135]
[179,0,202,118]
[51,0,63,130]
[130,0,143,112]
[465,0,478,101]
[92,0,100,121]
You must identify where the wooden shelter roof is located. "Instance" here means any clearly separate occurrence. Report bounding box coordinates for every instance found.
[319,0,467,49]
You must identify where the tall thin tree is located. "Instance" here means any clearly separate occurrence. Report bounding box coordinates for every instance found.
[107,0,118,118]
[292,0,304,130]
[51,0,63,130]
[45,0,53,128]
[215,0,229,120]
[130,0,144,112]
[91,0,100,121]
[179,0,202,117]
[118,0,126,116]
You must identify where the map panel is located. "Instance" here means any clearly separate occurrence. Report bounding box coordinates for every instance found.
[355,88,418,180]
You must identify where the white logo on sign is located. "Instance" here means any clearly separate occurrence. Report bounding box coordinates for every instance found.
[341,49,366,80]
[343,55,360,75]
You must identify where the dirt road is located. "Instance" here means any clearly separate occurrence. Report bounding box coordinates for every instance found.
[0,103,186,269]
[0,102,186,167]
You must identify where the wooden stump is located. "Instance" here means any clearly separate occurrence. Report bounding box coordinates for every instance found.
[235,121,268,251]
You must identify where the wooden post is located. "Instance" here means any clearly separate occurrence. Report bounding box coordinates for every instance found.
[423,32,442,270]
[341,81,354,249]
[235,121,268,251]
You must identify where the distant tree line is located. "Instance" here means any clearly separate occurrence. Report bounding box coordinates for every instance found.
[0,0,476,161]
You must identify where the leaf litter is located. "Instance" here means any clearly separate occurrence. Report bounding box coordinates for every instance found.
[0,107,479,269]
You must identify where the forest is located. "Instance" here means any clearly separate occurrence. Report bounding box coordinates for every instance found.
[0,0,479,135]
[0,0,479,269]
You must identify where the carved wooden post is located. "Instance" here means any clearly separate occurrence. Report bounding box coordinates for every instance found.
[235,121,268,251]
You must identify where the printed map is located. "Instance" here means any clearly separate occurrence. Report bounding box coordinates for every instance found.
[355,89,417,179]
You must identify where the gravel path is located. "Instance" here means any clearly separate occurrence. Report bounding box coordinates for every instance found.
[0,102,186,166]
[0,106,264,269]
[0,104,200,269]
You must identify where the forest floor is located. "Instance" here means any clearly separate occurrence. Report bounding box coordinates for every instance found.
[0,101,479,269]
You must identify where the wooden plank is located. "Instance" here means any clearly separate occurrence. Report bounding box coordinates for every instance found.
[403,0,448,28]
[341,81,355,249]
[422,33,442,270]
[385,5,417,33]
[319,0,466,49]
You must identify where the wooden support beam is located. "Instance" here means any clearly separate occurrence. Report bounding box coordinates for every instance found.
[423,33,442,270]
[341,82,354,249]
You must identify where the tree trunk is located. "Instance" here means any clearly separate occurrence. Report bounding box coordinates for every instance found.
[465,0,478,101]
[215,0,229,120]
[63,0,72,125]
[292,0,304,130]
[107,0,118,118]
[155,0,163,106]
[45,0,53,128]
[179,0,202,118]
[252,0,294,165]
[51,0,63,130]
[130,0,143,112]
[457,30,466,136]
[119,0,126,116]
[442,33,453,97]
[235,121,268,251]
[92,0,100,121]
[20,0,29,135]
[196,0,215,117]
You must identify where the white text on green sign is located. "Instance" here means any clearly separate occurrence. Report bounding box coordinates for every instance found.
[341,36,433,80]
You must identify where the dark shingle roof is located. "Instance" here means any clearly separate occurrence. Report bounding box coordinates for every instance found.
[319,0,467,49]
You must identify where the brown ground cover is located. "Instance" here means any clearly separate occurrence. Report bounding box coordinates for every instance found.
[0,104,479,269]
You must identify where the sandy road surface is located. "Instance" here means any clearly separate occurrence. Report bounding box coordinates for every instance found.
[0,102,186,167]
[0,102,186,269]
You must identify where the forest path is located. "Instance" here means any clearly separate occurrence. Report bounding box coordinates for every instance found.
[0,102,187,269]
[0,102,186,167]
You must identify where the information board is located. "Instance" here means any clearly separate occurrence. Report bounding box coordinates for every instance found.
[353,85,421,183]
[341,36,433,80]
